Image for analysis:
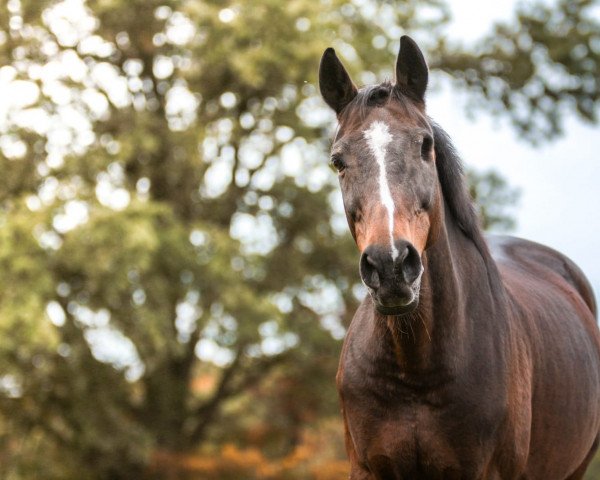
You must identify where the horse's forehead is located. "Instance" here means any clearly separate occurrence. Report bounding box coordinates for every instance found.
[333,117,415,155]
[336,102,426,144]
[363,121,393,154]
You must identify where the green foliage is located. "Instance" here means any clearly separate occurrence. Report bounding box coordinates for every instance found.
[587,453,600,480]
[437,0,600,143]
[0,0,597,478]
[467,169,520,231]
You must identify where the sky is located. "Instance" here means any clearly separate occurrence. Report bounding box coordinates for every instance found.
[430,0,600,299]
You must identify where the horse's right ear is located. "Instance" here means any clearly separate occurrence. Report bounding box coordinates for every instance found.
[319,48,358,115]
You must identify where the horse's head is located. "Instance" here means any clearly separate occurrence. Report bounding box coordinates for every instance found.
[319,36,442,315]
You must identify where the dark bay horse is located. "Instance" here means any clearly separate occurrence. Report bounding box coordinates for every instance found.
[319,36,600,479]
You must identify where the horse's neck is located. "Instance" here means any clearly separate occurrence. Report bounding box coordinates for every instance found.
[373,208,492,377]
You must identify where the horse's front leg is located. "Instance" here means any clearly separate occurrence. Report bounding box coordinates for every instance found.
[342,412,375,479]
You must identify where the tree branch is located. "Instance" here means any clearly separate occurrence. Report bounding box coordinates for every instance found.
[185,349,288,445]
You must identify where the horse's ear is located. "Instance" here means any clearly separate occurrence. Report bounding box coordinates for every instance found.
[319,48,358,115]
[395,35,428,103]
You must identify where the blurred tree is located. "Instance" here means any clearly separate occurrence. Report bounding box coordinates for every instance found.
[588,456,600,480]
[0,0,598,479]
[467,169,520,231]
[436,0,600,143]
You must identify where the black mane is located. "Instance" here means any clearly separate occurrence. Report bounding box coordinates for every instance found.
[341,81,418,121]
[430,122,489,256]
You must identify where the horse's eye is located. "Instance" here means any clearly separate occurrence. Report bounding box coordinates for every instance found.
[421,134,433,160]
[330,154,346,173]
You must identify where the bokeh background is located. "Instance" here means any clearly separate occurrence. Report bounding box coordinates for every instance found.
[0,0,599,479]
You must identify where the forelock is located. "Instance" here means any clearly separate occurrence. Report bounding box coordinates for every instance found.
[337,81,428,132]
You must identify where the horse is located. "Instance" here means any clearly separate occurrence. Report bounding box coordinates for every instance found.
[318,36,600,479]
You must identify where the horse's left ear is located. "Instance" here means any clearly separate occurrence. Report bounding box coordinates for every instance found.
[395,35,428,103]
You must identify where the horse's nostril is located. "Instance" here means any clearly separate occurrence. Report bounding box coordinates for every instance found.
[366,254,378,268]
[402,244,422,284]
[392,240,422,284]
[360,250,381,290]
[397,246,409,264]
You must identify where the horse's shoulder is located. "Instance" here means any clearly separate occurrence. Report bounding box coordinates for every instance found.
[486,234,596,318]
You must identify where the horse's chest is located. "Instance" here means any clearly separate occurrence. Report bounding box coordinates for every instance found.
[341,377,503,478]
[345,402,463,477]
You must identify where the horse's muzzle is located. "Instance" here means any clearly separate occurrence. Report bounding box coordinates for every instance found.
[359,240,423,315]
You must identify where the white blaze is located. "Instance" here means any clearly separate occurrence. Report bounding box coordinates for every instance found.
[363,121,399,261]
